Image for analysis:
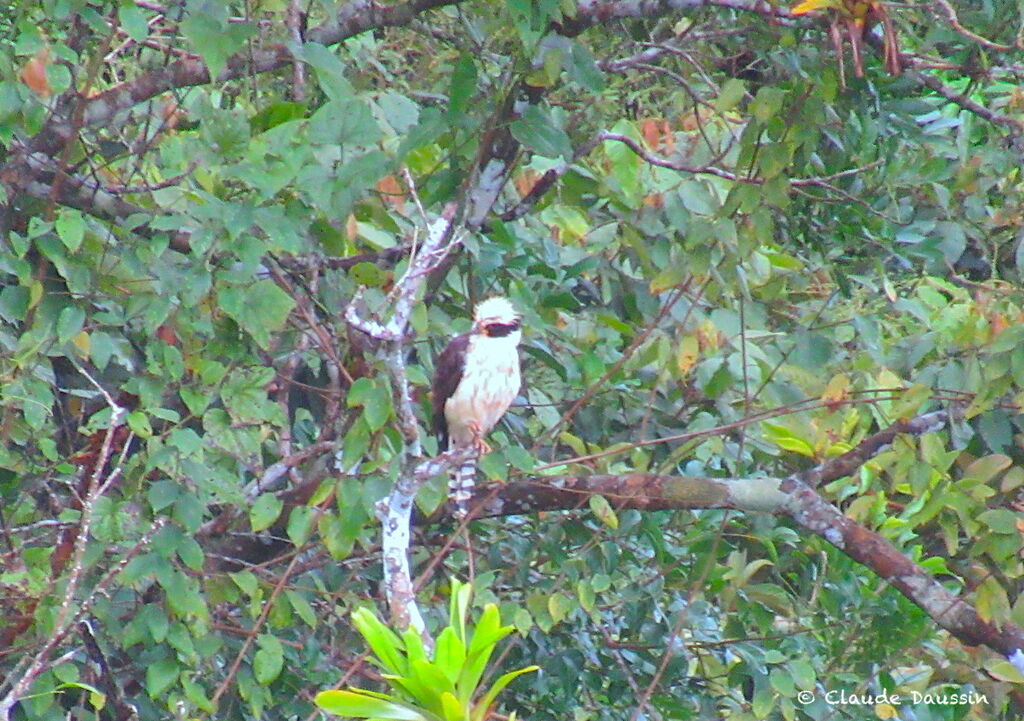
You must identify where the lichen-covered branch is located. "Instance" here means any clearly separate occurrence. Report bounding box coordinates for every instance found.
[344,207,461,636]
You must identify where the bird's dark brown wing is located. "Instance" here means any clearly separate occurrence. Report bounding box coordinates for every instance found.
[431,332,470,450]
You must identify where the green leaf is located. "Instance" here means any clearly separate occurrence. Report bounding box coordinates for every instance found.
[408,658,457,700]
[751,86,786,124]
[565,40,603,91]
[715,78,746,112]
[177,536,204,570]
[286,505,315,546]
[471,666,538,721]
[285,589,318,628]
[118,4,150,42]
[309,98,381,146]
[450,579,473,643]
[229,570,259,598]
[250,493,283,532]
[300,41,356,100]
[56,682,106,711]
[402,627,429,665]
[364,387,392,432]
[509,105,572,159]
[218,279,295,350]
[768,667,795,697]
[253,634,284,684]
[145,658,179,698]
[315,690,432,721]
[447,54,477,120]
[761,421,814,457]
[459,607,516,705]
[440,692,464,721]
[352,607,408,676]
[126,410,153,438]
[54,207,84,251]
[55,305,85,343]
[547,592,573,624]
[434,627,467,684]
[963,454,1012,484]
[180,13,256,80]
[588,494,619,529]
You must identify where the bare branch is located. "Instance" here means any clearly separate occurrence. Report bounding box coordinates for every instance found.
[930,0,1016,51]
[904,66,1024,154]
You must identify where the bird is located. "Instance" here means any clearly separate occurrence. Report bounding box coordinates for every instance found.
[431,297,522,518]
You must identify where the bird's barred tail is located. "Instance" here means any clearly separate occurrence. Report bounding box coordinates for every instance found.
[449,457,477,519]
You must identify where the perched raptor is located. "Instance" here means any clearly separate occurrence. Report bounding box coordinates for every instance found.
[431,297,522,518]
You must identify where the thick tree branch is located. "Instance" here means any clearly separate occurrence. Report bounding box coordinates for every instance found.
[465,464,1024,662]
[446,409,1024,663]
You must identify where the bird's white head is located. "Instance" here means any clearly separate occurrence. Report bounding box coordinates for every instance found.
[473,296,522,343]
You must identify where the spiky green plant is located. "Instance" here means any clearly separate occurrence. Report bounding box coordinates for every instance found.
[315,580,537,721]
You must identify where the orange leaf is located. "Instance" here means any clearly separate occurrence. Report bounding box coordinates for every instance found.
[375,175,405,211]
[20,48,51,97]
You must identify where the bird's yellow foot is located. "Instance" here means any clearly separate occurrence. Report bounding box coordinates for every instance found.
[467,421,491,455]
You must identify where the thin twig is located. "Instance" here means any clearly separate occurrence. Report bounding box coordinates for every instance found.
[931,0,1016,51]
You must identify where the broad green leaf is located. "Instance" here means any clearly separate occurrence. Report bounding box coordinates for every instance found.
[975,577,1011,625]
[253,634,284,684]
[56,682,105,711]
[285,589,318,628]
[286,505,315,546]
[118,4,150,42]
[434,627,467,684]
[768,667,795,697]
[440,692,464,721]
[963,454,1011,484]
[761,422,814,457]
[301,41,356,100]
[54,207,84,251]
[250,493,284,532]
[218,280,295,350]
[315,690,432,721]
[229,570,259,598]
[509,105,572,159]
[547,593,573,624]
[352,607,408,676]
[56,305,85,343]
[180,13,256,79]
[715,78,746,112]
[752,86,786,124]
[983,659,1024,683]
[145,659,179,698]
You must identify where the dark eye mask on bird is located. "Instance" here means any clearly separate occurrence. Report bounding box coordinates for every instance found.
[483,320,521,337]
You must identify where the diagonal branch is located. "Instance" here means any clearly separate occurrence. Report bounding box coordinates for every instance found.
[459,410,1024,664]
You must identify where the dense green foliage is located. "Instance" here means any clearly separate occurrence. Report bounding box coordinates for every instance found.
[2,1,1024,720]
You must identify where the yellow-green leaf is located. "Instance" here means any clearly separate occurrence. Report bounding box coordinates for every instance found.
[588,494,619,529]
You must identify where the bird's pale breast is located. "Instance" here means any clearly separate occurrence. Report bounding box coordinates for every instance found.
[444,335,520,447]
